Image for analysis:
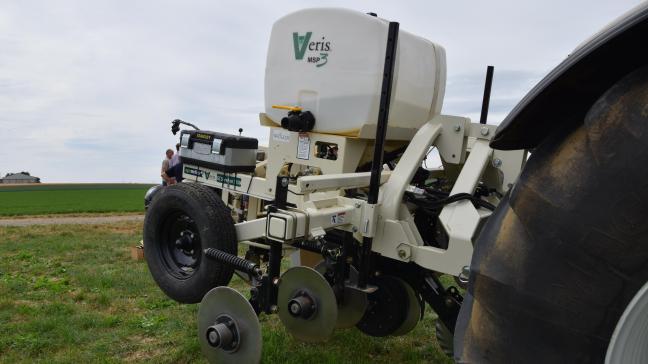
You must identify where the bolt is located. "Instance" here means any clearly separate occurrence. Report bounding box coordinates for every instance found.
[492,158,502,168]
[462,266,470,276]
[281,178,289,187]
[445,297,454,306]
[207,330,220,347]
[273,278,281,286]
[354,202,362,208]
[459,266,470,284]
[453,125,461,132]
[398,249,407,259]
[480,127,490,136]
[352,226,358,233]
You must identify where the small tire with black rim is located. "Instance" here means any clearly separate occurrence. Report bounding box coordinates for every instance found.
[144,182,237,304]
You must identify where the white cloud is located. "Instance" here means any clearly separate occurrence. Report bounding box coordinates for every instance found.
[0,0,642,182]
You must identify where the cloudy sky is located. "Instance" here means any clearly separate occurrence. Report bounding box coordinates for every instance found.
[0,0,642,183]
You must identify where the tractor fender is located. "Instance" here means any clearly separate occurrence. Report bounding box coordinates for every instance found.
[491,2,648,150]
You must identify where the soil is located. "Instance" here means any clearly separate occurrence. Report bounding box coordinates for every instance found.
[0,214,145,227]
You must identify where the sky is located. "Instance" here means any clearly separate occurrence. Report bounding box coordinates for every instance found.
[0,0,643,183]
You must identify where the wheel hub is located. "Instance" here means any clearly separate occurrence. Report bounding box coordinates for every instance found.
[160,212,201,278]
[175,230,196,254]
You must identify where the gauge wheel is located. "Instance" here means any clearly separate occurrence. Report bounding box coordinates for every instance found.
[144,182,237,303]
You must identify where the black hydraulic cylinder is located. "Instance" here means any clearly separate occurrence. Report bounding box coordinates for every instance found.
[479,65,495,124]
[358,21,400,288]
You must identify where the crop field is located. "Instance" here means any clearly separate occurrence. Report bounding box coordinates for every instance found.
[0,222,452,363]
[0,184,154,216]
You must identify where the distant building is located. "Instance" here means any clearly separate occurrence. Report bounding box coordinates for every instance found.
[0,172,41,184]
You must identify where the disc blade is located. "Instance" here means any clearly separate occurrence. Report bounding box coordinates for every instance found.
[198,287,262,364]
[278,266,338,342]
[356,275,417,337]
[391,277,422,336]
[314,261,368,328]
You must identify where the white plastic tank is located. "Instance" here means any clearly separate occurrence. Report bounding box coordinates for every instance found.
[264,8,446,138]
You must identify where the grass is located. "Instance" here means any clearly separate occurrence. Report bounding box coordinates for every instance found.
[0,222,453,363]
[0,184,154,216]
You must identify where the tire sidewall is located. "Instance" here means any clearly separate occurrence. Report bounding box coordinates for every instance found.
[144,184,235,303]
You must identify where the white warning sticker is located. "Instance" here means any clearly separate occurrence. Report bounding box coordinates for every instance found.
[331,212,346,224]
[297,133,310,160]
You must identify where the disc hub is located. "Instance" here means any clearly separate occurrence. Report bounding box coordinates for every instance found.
[205,315,240,352]
[277,266,338,342]
[288,291,317,319]
[198,287,262,364]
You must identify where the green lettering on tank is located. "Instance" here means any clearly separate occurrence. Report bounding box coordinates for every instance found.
[292,32,312,60]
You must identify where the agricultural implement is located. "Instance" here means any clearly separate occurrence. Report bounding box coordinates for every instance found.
[144,5,648,363]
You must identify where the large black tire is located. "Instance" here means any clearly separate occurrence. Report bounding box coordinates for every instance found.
[455,66,648,363]
[435,321,454,357]
[144,182,237,303]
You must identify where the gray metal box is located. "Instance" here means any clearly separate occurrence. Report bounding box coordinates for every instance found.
[178,130,258,173]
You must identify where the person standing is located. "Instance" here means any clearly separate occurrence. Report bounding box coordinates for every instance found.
[161,149,174,186]
[169,143,181,169]
[164,143,184,183]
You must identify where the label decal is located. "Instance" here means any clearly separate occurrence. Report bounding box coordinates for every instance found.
[297,134,310,160]
[216,174,241,187]
[184,166,241,187]
[331,212,346,224]
[292,31,332,68]
[272,129,291,143]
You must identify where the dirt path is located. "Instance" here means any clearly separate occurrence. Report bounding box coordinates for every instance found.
[0,214,145,227]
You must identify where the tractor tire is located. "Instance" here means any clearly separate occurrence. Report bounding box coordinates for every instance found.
[435,321,454,357]
[454,66,648,363]
[144,182,237,304]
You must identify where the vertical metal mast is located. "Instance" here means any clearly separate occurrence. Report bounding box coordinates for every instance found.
[358,21,400,288]
[479,65,495,124]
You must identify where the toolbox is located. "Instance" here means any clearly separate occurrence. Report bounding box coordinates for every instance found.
[178,130,258,173]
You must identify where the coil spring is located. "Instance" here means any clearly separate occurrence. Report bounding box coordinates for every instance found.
[297,240,323,254]
[204,248,262,278]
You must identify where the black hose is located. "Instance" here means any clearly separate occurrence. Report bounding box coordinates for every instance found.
[406,192,496,211]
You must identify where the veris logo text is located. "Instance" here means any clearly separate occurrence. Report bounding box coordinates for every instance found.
[292,32,331,68]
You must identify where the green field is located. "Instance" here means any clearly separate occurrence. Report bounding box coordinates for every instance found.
[0,222,452,363]
[0,184,154,216]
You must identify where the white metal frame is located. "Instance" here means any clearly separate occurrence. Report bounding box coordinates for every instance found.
[182,114,527,277]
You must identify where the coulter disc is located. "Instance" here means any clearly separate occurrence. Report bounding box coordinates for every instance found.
[314,261,368,328]
[356,275,418,337]
[391,277,422,336]
[197,287,262,364]
[277,266,338,342]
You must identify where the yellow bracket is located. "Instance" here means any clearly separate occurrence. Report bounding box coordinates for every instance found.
[272,105,303,112]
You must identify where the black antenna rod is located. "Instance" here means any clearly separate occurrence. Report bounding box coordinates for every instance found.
[479,65,494,124]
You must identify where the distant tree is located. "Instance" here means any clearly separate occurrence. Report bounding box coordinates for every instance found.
[21,171,30,176]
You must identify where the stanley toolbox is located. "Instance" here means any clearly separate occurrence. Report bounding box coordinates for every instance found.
[178,130,258,172]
